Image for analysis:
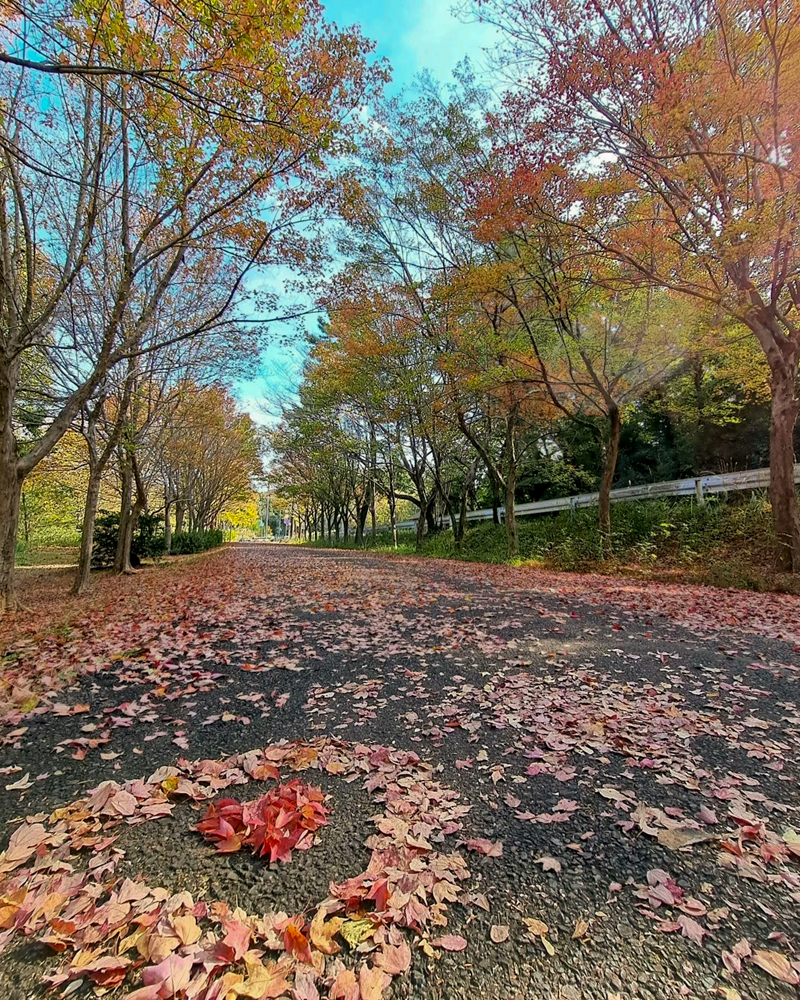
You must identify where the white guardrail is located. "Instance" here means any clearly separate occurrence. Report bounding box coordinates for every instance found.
[393,464,800,530]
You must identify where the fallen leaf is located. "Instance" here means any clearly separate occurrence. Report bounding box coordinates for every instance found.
[359,963,391,1000]
[490,924,510,943]
[677,914,708,946]
[141,953,194,997]
[657,828,716,850]
[5,772,32,790]
[751,950,800,985]
[431,934,467,952]
[310,909,344,955]
[229,956,293,998]
[572,916,590,940]
[465,838,503,857]
[377,939,411,975]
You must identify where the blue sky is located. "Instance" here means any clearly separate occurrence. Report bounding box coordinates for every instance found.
[236,0,499,422]
[323,0,496,90]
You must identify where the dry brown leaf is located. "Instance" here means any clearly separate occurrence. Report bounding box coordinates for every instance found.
[171,914,201,947]
[359,963,391,1000]
[572,916,591,940]
[309,909,344,955]
[657,827,716,850]
[534,856,562,873]
[751,950,800,985]
[490,924,510,943]
[523,918,549,937]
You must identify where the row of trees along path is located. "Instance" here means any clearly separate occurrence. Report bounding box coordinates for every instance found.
[269,0,800,571]
[0,0,385,611]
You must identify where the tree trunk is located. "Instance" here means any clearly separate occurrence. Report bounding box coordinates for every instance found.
[387,442,398,549]
[504,469,519,557]
[491,474,501,526]
[356,498,369,545]
[21,492,29,545]
[456,488,468,550]
[0,464,22,613]
[425,503,437,536]
[415,499,428,550]
[768,361,800,572]
[0,358,23,612]
[115,455,134,573]
[504,415,519,558]
[164,491,173,554]
[599,404,622,560]
[0,471,22,613]
[72,423,100,596]
[175,500,185,535]
[121,455,147,572]
[456,459,479,551]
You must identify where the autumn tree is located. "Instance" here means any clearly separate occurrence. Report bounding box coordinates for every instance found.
[472,0,800,569]
[0,0,383,610]
[322,84,502,546]
[461,209,692,555]
[154,385,262,535]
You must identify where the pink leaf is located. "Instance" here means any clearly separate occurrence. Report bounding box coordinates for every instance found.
[293,969,320,1000]
[432,934,468,952]
[697,806,718,825]
[222,919,252,961]
[141,953,194,997]
[465,838,503,857]
[330,968,359,1000]
[377,940,412,975]
[125,987,163,1000]
[722,951,742,975]
[677,914,708,947]
[117,878,152,903]
[5,822,48,863]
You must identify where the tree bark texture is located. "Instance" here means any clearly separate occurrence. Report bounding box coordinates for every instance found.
[768,360,800,572]
[599,404,622,560]
[0,360,22,612]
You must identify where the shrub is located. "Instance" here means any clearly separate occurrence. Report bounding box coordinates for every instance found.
[91,511,165,568]
[170,529,224,555]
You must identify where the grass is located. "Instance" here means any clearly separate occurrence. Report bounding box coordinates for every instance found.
[16,526,82,566]
[16,543,80,567]
[302,492,800,594]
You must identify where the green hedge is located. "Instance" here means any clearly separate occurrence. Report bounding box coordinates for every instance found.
[170,529,224,555]
[302,493,790,591]
[91,511,165,568]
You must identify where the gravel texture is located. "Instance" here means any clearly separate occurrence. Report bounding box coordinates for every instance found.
[0,544,799,1000]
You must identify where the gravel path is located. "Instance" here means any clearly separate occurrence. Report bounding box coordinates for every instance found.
[1,544,799,1000]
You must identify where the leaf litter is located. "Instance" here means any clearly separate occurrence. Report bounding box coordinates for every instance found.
[2,546,800,996]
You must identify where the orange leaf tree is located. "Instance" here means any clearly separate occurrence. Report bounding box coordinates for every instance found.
[474,0,800,569]
[0,0,385,610]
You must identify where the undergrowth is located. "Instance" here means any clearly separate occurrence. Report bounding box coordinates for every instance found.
[303,493,800,594]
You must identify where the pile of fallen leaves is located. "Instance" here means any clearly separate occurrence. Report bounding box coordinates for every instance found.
[0,740,484,999]
[196,779,329,862]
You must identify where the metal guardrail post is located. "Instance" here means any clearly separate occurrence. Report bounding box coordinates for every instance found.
[695,478,706,507]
